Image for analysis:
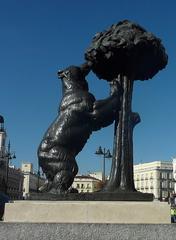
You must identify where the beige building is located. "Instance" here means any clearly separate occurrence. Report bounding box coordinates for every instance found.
[0,165,24,200]
[172,157,176,193]
[72,175,103,193]
[89,171,103,181]
[134,161,174,200]
[0,115,24,199]
[21,163,45,199]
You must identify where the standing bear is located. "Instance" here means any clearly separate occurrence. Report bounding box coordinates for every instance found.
[38,63,122,194]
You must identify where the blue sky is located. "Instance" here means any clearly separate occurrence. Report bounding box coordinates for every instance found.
[0,0,176,175]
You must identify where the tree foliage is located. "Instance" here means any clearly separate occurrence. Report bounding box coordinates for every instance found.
[85,20,168,81]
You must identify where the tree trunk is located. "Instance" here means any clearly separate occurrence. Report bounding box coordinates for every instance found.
[105,75,140,192]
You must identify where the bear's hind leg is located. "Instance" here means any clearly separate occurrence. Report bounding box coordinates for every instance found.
[49,158,78,194]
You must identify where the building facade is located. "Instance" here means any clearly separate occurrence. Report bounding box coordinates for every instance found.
[89,172,103,181]
[21,163,45,199]
[172,158,176,193]
[0,165,24,200]
[0,115,6,155]
[0,115,7,192]
[72,175,103,193]
[6,166,23,199]
[134,161,174,200]
[0,115,24,199]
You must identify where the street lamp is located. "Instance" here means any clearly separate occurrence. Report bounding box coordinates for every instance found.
[2,141,16,194]
[95,146,112,182]
[37,166,41,193]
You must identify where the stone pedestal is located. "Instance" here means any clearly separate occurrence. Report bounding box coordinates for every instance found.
[4,201,170,224]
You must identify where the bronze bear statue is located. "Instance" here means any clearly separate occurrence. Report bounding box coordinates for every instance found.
[38,64,122,194]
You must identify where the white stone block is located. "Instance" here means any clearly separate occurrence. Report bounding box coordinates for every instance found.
[4,201,170,224]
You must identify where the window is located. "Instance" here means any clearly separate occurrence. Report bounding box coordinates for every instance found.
[81,184,84,189]
[169,182,173,188]
[161,172,167,179]
[162,190,168,198]
[76,184,80,188]
[136,182,139,189]
[162,182,165,188]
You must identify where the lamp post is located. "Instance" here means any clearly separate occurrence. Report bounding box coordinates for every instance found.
[5,141,16,194]
[95,146,112,182]
[37,166,41,193]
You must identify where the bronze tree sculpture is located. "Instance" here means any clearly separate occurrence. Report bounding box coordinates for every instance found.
[38,20,167,197]
[38,64,122,194]
[85,20,168,192]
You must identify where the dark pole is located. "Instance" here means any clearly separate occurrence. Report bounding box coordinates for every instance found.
[102,148,106,183]
[5,142,10,194]
[160,171,162,201]
[37,166,40,193]
[5,141,16,195]
[5,156,9,194]
[95,147,112,183]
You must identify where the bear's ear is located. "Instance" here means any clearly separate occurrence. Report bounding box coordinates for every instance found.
[57,70,63,77]
[58,70,69,79]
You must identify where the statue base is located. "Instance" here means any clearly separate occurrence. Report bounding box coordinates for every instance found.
[4,200,170,224]
[27,191,154,201]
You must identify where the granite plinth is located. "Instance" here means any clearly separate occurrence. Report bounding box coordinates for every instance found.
[28,191,154,201]
[4,200,170,223]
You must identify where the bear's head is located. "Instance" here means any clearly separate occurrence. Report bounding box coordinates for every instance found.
[58,65,90,92]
